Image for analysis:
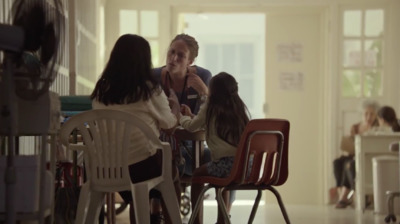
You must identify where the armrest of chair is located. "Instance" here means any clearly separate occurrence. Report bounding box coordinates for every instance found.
[160,141,171,147]
[389,141,399,152]
[160,142,174,179]
[160,142,172,159]
[68,144,87,152]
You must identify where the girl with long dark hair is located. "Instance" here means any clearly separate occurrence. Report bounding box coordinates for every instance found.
[377,106,400,132]
[91,34,179,224]
[176,72,250,224]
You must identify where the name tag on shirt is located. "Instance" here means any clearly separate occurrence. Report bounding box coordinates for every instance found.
[187,94,198,100]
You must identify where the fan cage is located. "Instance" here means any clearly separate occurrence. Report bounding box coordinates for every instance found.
[1,0,64,100]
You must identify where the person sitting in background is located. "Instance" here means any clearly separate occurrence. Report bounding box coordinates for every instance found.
[374,106,400,132]
[332,99,379,209]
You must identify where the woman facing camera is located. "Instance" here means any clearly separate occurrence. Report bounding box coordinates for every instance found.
[154,34,213,177]
[154,33,211,115]
[151,33,213,224]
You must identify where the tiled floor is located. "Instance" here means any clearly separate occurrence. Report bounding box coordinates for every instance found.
[115,200,392,224]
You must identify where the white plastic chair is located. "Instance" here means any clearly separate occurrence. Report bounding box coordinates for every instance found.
[384,141,400,223]
[59,109,182,224]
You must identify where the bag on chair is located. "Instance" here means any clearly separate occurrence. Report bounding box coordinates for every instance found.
[340,135,355,155]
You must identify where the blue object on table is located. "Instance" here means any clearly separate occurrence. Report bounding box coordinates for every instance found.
[60,95,92,112]
[59,95,92,124]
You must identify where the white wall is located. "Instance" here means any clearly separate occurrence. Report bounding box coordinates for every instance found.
[265,9,325,205]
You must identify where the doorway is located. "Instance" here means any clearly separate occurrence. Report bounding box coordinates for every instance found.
[177,12,266,119]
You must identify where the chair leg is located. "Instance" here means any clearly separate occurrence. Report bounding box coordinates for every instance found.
[247,189,262,224]
[266,186,291,224]
[215,188,231,224]
[158,179,183,224]
[75,183,91,224]
[132,184,151,224]
[85,191,106,224]
[188,184,212,224]
[385,191,400,223]
[106,193,116,224]
[75,182,105,224]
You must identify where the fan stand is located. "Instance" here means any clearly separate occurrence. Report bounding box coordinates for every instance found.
[1,57,18,224]
[1,58,58,224]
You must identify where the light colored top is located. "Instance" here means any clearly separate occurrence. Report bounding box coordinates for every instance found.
[92,88,177,164]
[179,101,237,161]
[369,125,395,134]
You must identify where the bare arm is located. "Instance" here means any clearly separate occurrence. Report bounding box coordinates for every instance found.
[180,102,207,132]
[187,73,208,96]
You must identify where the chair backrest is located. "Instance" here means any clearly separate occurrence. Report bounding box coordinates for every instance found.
[228,119,290,186]
[59,109,165,192]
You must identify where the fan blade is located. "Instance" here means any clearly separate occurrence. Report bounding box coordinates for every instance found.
[40,23,56,65]
[13,3,46,52]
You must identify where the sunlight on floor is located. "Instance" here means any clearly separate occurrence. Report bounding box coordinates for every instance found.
[204,200,265,206]
[115,201,392,224]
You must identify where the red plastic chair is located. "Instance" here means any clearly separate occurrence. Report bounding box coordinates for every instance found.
[188,119,291,224]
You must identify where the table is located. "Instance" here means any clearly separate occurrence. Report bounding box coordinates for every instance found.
[174,128,206,172]
[354,134,400,211]
[171,128,205,217]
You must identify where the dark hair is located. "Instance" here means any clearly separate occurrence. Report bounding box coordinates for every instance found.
[206,72,250,146]
[378,106,400,132]
[90,34,159,105]
[170,34,199,61]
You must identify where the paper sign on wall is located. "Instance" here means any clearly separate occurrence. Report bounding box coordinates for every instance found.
[280,72,304,91]
[277,42,303,63]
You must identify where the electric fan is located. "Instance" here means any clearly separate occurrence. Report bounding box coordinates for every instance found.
[1,0,63,100]
[0,0,64,223]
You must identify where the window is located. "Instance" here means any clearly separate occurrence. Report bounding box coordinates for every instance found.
[119,10,160,67]
[341,9,384,97]
[203,42,255,108]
